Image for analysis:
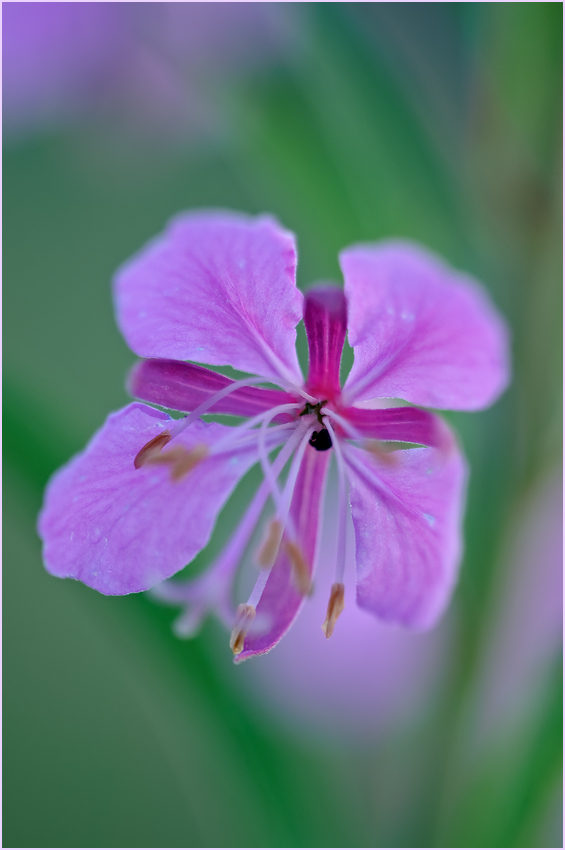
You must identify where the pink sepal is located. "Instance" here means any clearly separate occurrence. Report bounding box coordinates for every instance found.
[303,286,347,401]
[343,405,448,448]
[129,358,296,420]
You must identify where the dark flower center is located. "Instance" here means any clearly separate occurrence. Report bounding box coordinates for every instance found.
[299,399,327,424]
[309,428,332,451]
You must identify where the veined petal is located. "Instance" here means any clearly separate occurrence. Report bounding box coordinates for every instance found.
[115,210,304,386]
[341,242,510,409]
[130,359,296,419]
[345,432,467,630]
[303,286,347,401]
[343,405,448,448]
[235,445,330,662]
[38,403,262,595]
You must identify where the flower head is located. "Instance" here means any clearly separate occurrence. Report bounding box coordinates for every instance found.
[38,211,509,661]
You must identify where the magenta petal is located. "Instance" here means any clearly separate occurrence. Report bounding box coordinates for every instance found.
[115,210,304,385]
[38,403,260,595]
[343,405,448,448]
[341,242,510,409]
[303,286,347,400]
[345,434,467,630]
[129,359,296,419]
[235,445,331,662]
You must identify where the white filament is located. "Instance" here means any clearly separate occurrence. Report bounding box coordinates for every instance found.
[324,418,348,585]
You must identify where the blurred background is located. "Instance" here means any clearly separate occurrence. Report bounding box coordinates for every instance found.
[3,3,562,847]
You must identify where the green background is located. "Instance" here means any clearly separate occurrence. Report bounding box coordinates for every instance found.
[4,4,562,847]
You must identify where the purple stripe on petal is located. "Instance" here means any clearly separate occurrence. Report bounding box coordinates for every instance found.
[235,444,330,661]
[38,403,262,595]
[129,358,296,419]
[345,431,467,630]
[304,286,347,401]
[343,406,448,448]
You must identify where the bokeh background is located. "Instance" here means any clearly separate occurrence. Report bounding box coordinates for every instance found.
[3,3,562,848]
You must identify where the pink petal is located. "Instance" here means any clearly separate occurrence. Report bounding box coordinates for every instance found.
[235,445,331,662]
[343,405,448,448]
[340,241,510,409]
[129,358,297,419]
[115,210,304,385]
[38,403,261,595]
[345,433,467,630]
[303,286,347,401]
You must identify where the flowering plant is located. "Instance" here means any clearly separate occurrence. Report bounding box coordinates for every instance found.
[39,211,509,661]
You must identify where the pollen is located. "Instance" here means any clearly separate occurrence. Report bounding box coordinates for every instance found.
[135,432,209,481]
[284,540,312,595]
[165,444,209,481]
[321,582,345,638]
[257,519,283,568]
[363,439,399,466]
[134,430,172,468]
[230,603,256,655]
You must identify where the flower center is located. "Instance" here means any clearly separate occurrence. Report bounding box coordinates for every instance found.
[299,399,333,451]
[299,399,327,424]
[309,428,332,451]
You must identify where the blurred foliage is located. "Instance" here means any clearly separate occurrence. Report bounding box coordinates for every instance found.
[3,3,561,847]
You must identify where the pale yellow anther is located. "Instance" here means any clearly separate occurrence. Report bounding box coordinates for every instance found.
[364,439,399,466]
[229,603,256,655]
[284,540,312,596]
[257,519,283,568]
[322,582,345,638]
[142,442,209,481]
[168,444,209,481]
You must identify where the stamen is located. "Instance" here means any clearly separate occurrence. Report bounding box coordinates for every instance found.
[211,402,301,456]
[257,519,283,568]
[257,405,308,535]
[363,439,399,466]
[188,433,299,633]
[230,603,256,655]
[276,422,314,538]
[341,445,402,513]
[320,407,363,442]
[145,443,209,481]
[246,566,271,609]
[210,422,295,460]
[284,539,312,596]
[322,583,345,638]
[169,444,209,481]
[168,376,274,439]
[134,430,171,468]
[247,423,314,610]
[134,429,209,481]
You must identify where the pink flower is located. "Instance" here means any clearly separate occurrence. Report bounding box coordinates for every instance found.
[38,211,509,661]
